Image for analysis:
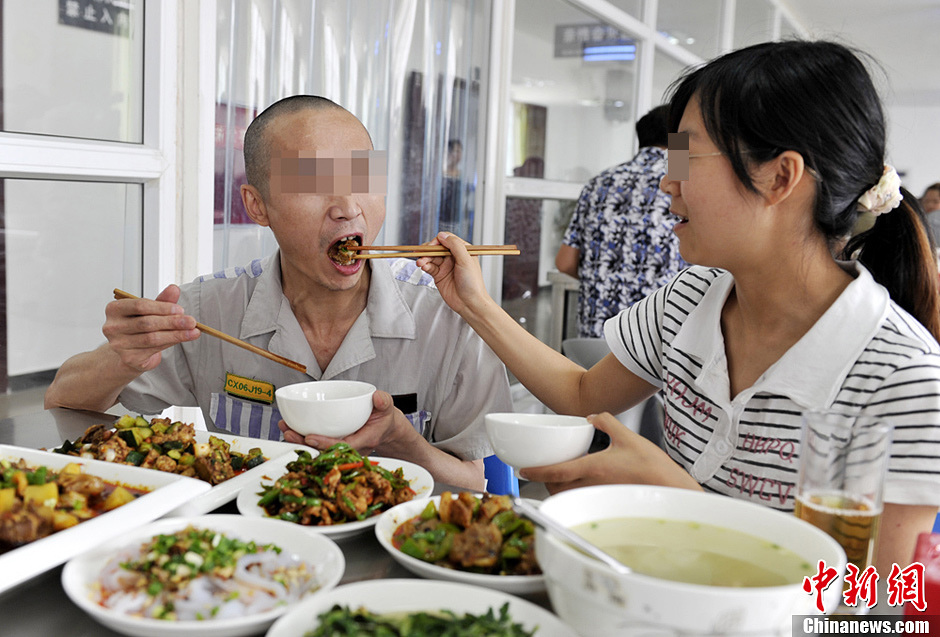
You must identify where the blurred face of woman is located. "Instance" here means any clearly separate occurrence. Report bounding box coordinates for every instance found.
[923,188,940,214]
[659,98,767,269]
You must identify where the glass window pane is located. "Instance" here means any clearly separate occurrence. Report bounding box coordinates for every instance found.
[608,1,643,19]
[2,1,144,142]
[657,0,722,61]
[511,0,641,182]
[3,180,142,377]
[734,0,775,49]
[502,196,575,346]
[653,49,691,106]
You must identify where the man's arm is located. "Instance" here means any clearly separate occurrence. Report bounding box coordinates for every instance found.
[555,244,579,278]
[44,285,199,412]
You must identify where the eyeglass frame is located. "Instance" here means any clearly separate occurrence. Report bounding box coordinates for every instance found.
[666,148,822,183]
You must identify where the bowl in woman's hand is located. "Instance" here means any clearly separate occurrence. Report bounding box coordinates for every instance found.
[484,412,594,473]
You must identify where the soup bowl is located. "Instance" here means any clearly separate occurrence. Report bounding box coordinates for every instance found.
[276,380,376,437]
[535,484,846,637]
[484,413,594,473]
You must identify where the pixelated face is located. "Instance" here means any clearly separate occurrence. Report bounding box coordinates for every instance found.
[270,150,388,197]
[660,98,767,269]
[261,108,387,292]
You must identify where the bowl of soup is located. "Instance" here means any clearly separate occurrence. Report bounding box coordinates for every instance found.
[276,380,376,437]
[535,485,846,636]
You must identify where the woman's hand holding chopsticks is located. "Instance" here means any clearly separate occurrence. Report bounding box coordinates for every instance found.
[415,232,496,322]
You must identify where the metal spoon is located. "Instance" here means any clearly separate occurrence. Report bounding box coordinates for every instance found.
[512,497,633,576]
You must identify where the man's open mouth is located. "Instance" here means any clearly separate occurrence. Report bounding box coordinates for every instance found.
[328,235,362,265]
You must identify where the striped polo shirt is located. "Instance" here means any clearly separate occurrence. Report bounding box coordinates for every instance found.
[605,263,940,511]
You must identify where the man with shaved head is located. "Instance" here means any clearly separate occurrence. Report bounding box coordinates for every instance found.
[46,96,511,490]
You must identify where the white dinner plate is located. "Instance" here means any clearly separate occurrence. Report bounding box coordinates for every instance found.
[165,431,308,516]
[266,578,578,637]
[236,453,434,540]
[61,514,346,637]
[374,494,546,595]
[0,444,210,596]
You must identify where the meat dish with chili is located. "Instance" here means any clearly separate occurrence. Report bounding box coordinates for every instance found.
[257,443,415,526]
[391,491,540,576]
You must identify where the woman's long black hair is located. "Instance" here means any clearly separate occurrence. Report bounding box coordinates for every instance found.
[665,40,940,340]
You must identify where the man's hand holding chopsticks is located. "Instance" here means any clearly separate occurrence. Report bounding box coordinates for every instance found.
[103,284,200,374]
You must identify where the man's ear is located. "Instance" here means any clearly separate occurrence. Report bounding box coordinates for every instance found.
[762,150,810,207]
[240,184,270,227]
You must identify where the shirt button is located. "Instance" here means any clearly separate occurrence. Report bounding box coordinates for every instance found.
[715,440,731,454]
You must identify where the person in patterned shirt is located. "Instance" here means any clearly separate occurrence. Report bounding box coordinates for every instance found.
[556,105,686,338]
[420,41,940,577]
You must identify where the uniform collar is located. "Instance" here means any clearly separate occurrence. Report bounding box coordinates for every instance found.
[673,262,889,410]
[239,251,417,379]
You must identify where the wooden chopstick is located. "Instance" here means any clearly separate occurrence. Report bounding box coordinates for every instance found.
[347,244,517,252]
[113,289,307,373]
[351,244,520,260]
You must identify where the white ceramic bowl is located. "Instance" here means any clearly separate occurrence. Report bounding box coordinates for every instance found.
[484,412,594,472]
[374,494,546,594]
[535,485,847,637]
[275,380,376,437]
[267,579,579,637]
[62,514,346,637]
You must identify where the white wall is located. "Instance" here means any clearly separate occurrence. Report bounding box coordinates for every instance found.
[887,106,940,198]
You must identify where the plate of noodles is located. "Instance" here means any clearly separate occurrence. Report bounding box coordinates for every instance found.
[61,514,345,637]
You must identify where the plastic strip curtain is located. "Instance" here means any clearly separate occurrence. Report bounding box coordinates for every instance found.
[214,0,487,270]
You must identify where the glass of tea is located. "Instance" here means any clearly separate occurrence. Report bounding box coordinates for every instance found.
[794,410,892,615]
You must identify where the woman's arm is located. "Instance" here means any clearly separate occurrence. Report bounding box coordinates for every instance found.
[520,411,702,494]
[876,503,938,576]
[419,233,656,416]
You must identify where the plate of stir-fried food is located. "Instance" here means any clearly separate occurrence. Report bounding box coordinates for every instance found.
[62,514,345,637]
[0,445,208,595]
[50,415,307,517]
[374,491,545,594]
[236,443,433,539]
[266,579,579,637]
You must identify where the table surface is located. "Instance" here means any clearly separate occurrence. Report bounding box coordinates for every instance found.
[0,408,553,637]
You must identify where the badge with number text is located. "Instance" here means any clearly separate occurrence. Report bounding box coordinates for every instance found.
[224,372,275,404]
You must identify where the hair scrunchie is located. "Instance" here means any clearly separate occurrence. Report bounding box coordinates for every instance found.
[857,165,903,216]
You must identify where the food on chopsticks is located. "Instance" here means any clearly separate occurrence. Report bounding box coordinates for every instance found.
[0,459,145,552]
[391,492,540,576]
[329,236,360,266]
[95,525,318,621]
[304,602,536,636]
[256,443,415,526]
[52,415,266,486]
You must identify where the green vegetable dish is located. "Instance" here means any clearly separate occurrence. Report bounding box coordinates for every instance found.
[305,602,537,636]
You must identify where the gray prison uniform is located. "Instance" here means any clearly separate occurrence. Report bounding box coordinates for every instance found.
[119,252,512,460]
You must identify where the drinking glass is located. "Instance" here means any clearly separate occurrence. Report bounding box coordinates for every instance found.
[794,410,892,614]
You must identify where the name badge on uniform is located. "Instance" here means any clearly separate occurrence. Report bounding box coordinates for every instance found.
[225,372,275,404]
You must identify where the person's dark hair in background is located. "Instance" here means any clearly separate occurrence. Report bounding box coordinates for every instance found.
[635,104,669,149]
[667,40,940,341]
